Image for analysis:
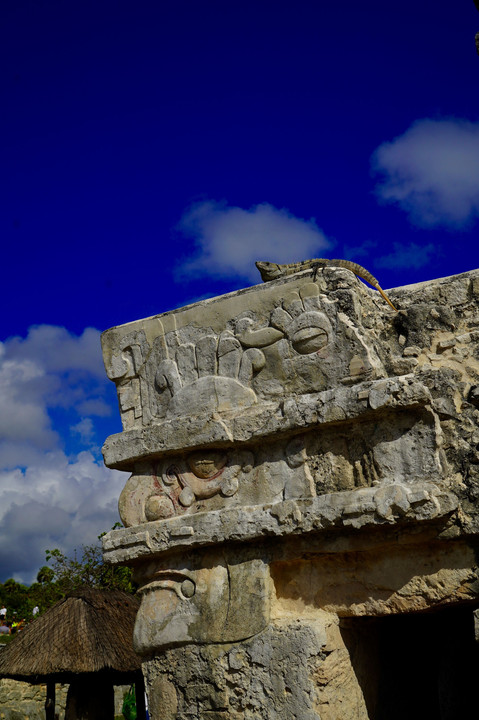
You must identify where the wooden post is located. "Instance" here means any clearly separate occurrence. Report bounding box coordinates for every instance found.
[135,675,147,720]
[45,680,55,720]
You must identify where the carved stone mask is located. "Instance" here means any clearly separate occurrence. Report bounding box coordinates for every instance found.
[133,555,270,654]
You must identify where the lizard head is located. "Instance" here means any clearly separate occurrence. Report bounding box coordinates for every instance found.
[255,261,282,282]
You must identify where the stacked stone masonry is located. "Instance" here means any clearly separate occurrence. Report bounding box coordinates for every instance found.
[0,679,129,720]
[102,266,479,719]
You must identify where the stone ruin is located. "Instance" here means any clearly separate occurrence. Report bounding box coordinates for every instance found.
[101,265,479,719]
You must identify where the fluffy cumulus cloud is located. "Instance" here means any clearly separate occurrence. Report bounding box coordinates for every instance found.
[372,118,479,228]
[178,200,332,281]
[0,326,126,583]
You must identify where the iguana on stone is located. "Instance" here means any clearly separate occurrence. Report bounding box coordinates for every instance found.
[255,258,398,312]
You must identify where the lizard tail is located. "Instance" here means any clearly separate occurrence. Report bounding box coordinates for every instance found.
[328,259,398,312]
[375,286,398,312]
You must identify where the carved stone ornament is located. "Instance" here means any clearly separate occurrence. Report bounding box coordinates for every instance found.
[101,267,479,719]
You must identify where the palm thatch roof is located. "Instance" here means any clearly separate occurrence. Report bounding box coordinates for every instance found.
[0,588,142,683]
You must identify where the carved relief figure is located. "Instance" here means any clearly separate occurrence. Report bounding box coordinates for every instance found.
[119,449,254,526]
[104,330,149,430]
[146,327,266,421]
[103,272,387,434]
[250,281,384,398]
[133,555,270,654]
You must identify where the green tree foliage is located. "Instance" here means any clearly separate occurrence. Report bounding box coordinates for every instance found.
[45,538,135,595]
[0,578,34,621]
[0,529,135,622]
[36,565,55,584]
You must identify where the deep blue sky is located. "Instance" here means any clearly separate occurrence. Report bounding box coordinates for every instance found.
[2,0,478,336]
[1,0,479,582]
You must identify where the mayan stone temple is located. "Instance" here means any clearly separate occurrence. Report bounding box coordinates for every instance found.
[101,263,479,719]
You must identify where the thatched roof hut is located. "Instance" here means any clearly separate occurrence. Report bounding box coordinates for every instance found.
[0,588,145,720]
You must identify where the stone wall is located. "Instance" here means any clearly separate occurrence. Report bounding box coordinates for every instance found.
[0,679,129,720]
[0,680,68,720]
[101,266,479,719]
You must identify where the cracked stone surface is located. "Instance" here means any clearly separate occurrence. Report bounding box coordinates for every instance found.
[101,267,479,719]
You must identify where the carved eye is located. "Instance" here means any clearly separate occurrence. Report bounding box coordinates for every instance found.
[187,451,227,478]
[145,494,175,521]
[289,312,331,354]
[140,572,196,600]
[180,578,196,598]
[164,465,180,485]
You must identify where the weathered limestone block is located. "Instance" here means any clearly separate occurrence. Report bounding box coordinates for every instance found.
[132,552,270,653]
[102,267,479,719]
[142,619,329,720]
[102,270,387,469]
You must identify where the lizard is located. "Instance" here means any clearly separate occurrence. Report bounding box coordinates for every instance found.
[255,258,398,312]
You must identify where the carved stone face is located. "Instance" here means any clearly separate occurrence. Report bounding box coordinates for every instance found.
[288,310,330,355]
[105,271,390,525]
[102,272,386,433]
[133,565,228,653]
[118,448,254,526]
[133,556,270,654]
[187,451,226,478]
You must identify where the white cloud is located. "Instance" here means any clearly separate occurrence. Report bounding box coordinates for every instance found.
[0,326,127,583]
[5,325,105,376]
[0,325,110,455]
[177,200,332,281]
[372,118,479,227]
[71,418,95,444]
[0,352,57,448]
[0,453,125,583]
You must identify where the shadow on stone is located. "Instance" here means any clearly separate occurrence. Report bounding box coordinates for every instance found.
[340,603,479,720]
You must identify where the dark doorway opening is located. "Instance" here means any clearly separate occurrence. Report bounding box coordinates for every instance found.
[340,603,479,720]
